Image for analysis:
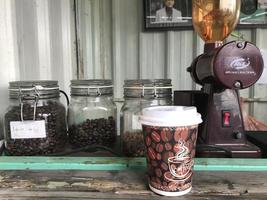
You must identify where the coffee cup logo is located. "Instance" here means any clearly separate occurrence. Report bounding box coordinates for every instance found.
[166,140,193,182]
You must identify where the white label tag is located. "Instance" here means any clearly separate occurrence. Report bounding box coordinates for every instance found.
[132,114,142,130]
[10,120,46,139]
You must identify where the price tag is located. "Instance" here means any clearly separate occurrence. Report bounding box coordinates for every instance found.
[10,120,46,139]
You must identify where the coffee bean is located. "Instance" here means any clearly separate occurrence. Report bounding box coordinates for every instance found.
[147,163,154,176]
[121,131,145,157]
[4,101,67,156]
[160,128,172,142]
[156,153,161,160]
[151,131,160,143]
[148,147,156,160]
[180,128,189,141]
[145,126,151,134]
[145,136,151,147]
[155,143,163,153]
[69,117,116,148]
[191,128,197,141]
[186,140,194,153]
[151,160,158,167]
[165,143,172,151]
[174,129,181,142]
[161,162,168,171]
[155,168,162,178]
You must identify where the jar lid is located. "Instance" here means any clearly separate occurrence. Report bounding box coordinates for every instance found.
[70,79,113,96]
[124,79,172,99]
[140,106,202,127]
[9,80,60,99]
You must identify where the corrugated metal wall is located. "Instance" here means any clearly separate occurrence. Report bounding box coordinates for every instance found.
[74,0,267,125]
[76,0,198,98]
[0,0,77,137]
[1,0,267,138]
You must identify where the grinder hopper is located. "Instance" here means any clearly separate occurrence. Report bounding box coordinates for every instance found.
[174,0,264,157]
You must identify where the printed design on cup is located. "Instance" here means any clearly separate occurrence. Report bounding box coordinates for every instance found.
[166,140,194,183]
[143,125,198,193]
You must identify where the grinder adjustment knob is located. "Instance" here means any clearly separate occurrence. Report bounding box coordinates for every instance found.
[234,81,241,89]
[237,42,245,49]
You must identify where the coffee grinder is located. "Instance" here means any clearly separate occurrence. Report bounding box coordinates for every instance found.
[174,0,264,157]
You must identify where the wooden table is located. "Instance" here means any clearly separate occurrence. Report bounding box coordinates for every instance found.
[1,156,267,199]
[0,170,267,199]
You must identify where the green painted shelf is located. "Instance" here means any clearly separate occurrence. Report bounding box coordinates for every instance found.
[1,157,267,171]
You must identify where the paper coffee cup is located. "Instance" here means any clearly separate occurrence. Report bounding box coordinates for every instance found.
[140,106,202,196]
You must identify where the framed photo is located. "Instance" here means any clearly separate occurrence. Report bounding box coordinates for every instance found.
[144,0,267,31]
[238,0,267,28]
[144,0,193,31]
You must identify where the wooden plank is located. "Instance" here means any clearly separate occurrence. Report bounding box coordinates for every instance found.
[0,170,267,199]
[0,157,144,170]
[1,191,267,200]
[196,158,267,171]
[1,157,267,171]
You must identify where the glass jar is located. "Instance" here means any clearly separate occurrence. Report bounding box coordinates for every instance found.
[68,80,117,148]
[4,81,67,156]
[121,79,172,157]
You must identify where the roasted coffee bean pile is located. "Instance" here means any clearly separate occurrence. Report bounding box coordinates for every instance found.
[143,125,198,192]
[68,117,116,147]
[121,131,146,157]
[4,101,67,156]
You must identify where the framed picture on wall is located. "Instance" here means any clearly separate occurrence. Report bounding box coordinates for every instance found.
[144,0,193,31]
[238,0,267,28]
[144,0,267,31]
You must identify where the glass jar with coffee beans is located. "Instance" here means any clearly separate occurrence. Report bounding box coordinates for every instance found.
[4,81,67,156]
[68,80,117,149]
[120,79,172,157]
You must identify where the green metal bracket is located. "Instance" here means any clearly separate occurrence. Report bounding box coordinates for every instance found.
[1,157,267,171]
